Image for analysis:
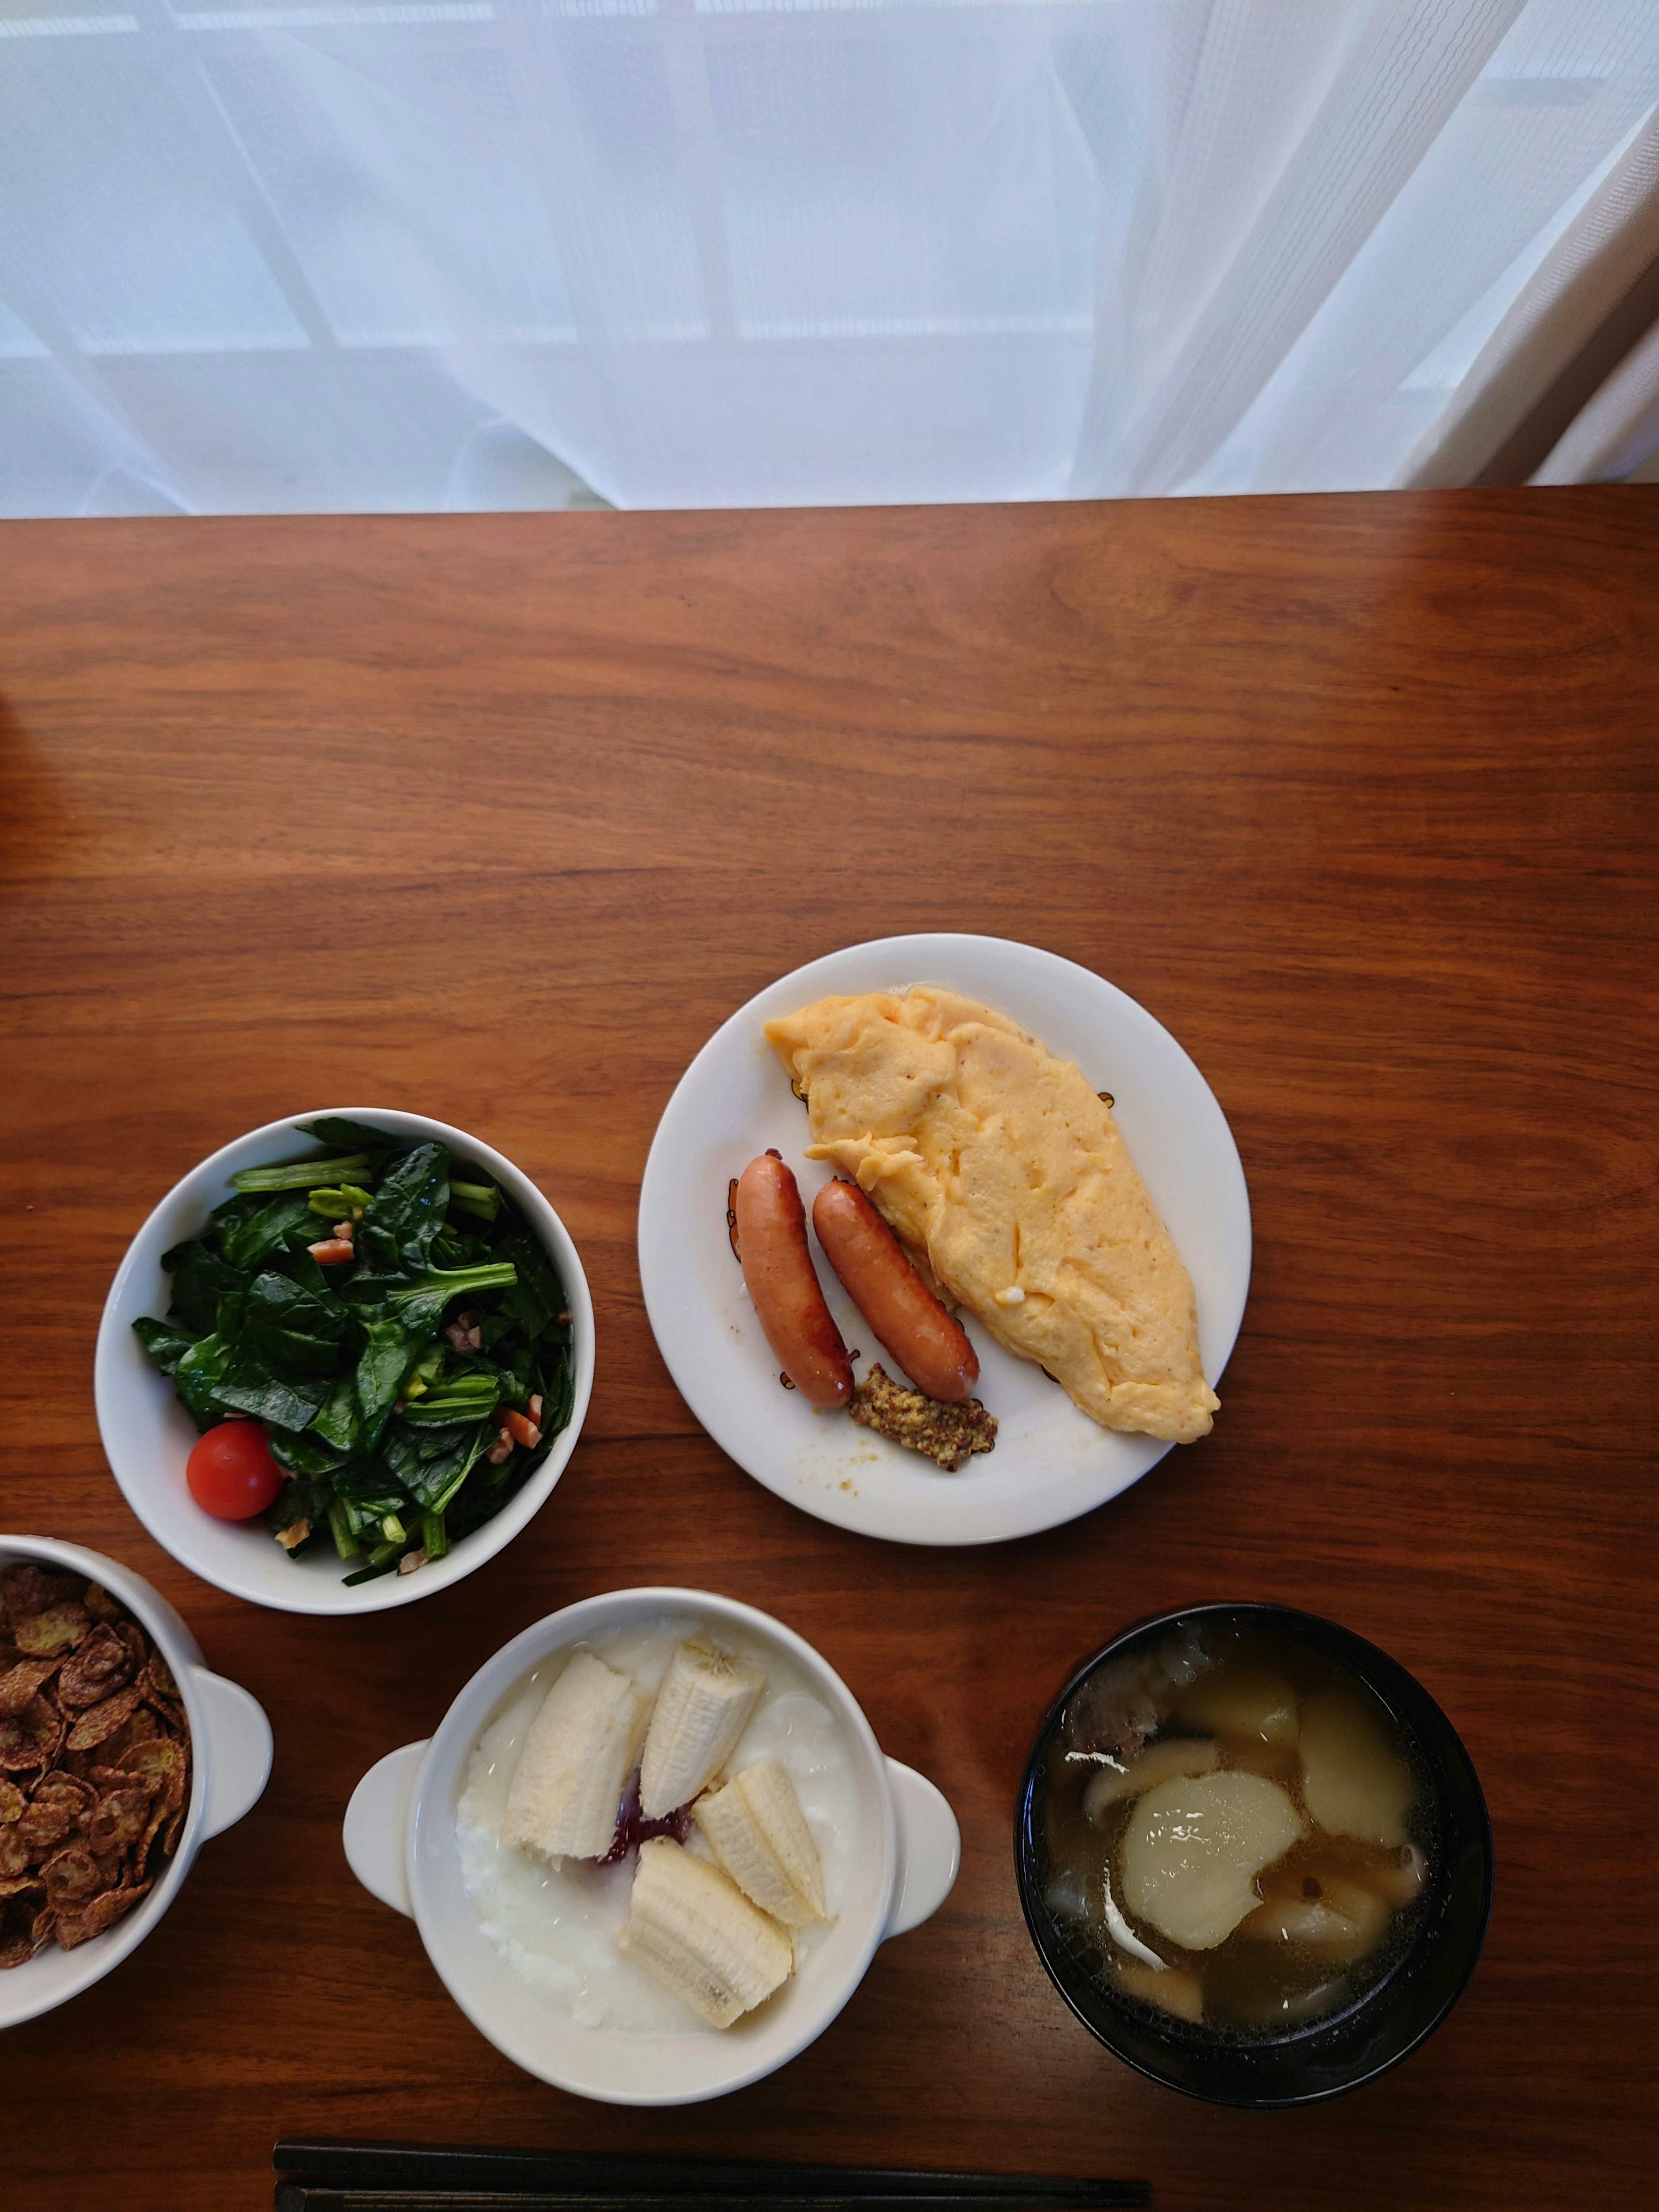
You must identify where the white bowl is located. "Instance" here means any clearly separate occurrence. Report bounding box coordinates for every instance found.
[0,1535,271,2031]
[95,1109,596,1616]
[343,1586,960,2105]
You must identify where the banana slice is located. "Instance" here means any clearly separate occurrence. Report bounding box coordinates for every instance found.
[693,1757,829,1927]
[502,1648,649,1863]
[638,1638,765,1820]
[619,1836,793,2028]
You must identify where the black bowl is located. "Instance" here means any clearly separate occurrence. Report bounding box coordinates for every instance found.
[1014,1602,1492,2107]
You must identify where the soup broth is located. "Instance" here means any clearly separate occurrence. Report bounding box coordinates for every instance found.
[1039,1621,1435,2037]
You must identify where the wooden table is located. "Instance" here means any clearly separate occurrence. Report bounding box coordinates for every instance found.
[1,491,1653,2211]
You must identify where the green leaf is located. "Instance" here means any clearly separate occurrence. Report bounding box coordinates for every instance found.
[381,1417,493,1510]
[354,1315,411,1435]
[478,1311,516,1356]
[385,1417,473,1471]
[132,1316,198,1376]
[540,1341,576,1442]
[211,1361,331,1430]
[379,1423,423,1490]
[421,1422,495,1514]
[239,1269,349,1379]
[267,1426,352,1477]
[359,1143,450,1274]
[205,1192,269,1243]
[175,1332,234,1426]
[164,1239,247,1336]
[282,1249,351,1305]
[217,1193,317,1272]
[495,1231,566,1342]
[310,1372,363,1456]
[296,1117,407,1160]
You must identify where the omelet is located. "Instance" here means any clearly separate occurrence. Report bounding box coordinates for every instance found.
[763,987,1218,1444]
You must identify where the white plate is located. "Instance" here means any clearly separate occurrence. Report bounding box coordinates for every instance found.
[637,934,1251,1548]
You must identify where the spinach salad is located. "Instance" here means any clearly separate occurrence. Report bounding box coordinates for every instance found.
[133,1118,574,1585]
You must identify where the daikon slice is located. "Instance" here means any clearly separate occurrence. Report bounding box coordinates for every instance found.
[1237,1879,1388,1963]
[1119,1771,1304,1951]
[1298,1688,1414,1847]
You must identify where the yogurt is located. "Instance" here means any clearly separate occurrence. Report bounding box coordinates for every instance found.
[456,1611,861,2034]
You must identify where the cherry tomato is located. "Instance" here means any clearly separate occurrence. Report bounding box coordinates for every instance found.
[186,1421,284,1520]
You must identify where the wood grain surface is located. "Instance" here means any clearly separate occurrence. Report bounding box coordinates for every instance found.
[0,490,1654,2211]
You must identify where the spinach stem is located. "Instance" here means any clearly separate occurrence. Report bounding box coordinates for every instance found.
[327,1497,361,1560]
[232,1154,373,1194]
[449,1181,502,1222]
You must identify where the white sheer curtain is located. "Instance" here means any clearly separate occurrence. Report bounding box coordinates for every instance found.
[1,0,1656,515]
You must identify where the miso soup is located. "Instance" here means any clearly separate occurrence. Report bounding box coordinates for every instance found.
[1036,1619,1435,2038]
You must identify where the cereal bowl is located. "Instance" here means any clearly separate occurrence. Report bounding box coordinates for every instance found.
[343,1587,960,2104]
[1014,1602,1493,2107]
[95,1109,595,1615]
[0,1535,271,2031]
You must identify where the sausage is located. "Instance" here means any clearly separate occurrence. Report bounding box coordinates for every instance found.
[810,1179,979,1403]
[734,1154,853,1408]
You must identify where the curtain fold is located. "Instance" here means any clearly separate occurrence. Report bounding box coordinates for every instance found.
[1531,311,1659,483]
[1399,104,1659,488]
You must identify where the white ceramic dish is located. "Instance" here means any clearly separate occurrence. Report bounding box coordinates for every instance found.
[343,1586,960,2105]
[0,1535,271,2031]
[95,1109,595,1616]
[637,934,1251,1548]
